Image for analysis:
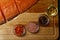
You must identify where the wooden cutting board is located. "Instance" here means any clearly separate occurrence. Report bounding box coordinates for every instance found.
[0,0,59,40]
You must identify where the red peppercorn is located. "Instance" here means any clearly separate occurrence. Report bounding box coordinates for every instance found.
[14,24,25,36]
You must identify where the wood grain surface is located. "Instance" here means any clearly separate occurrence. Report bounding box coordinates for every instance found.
[26,0,58,13]
[0,0,58,40]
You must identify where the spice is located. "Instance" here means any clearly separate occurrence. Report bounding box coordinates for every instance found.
[26,22,39,33]
[38,14,49,26]
[14,24,25,36]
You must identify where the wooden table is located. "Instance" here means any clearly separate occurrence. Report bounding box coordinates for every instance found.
[0,0,59,40]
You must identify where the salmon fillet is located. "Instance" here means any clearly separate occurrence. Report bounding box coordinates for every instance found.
[2,4,19,20]
[0,0,15,9]
[15,0,37,13]
[0,10,5,24]
[0,0,37,24]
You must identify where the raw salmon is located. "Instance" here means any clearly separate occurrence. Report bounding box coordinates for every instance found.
[15,0,37,13]
[0,10,5,24]
[0,0,37,24]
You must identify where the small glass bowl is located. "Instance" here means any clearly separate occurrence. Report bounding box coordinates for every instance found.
[47,4,58,17]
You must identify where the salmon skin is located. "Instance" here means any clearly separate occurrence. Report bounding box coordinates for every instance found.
[0,0,37,25]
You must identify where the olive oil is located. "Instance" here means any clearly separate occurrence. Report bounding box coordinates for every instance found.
[47,4,58,16]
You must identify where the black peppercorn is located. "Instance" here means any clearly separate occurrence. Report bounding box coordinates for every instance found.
[38,14,49,26]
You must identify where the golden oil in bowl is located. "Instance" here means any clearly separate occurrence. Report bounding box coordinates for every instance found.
[47,5,58,16]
